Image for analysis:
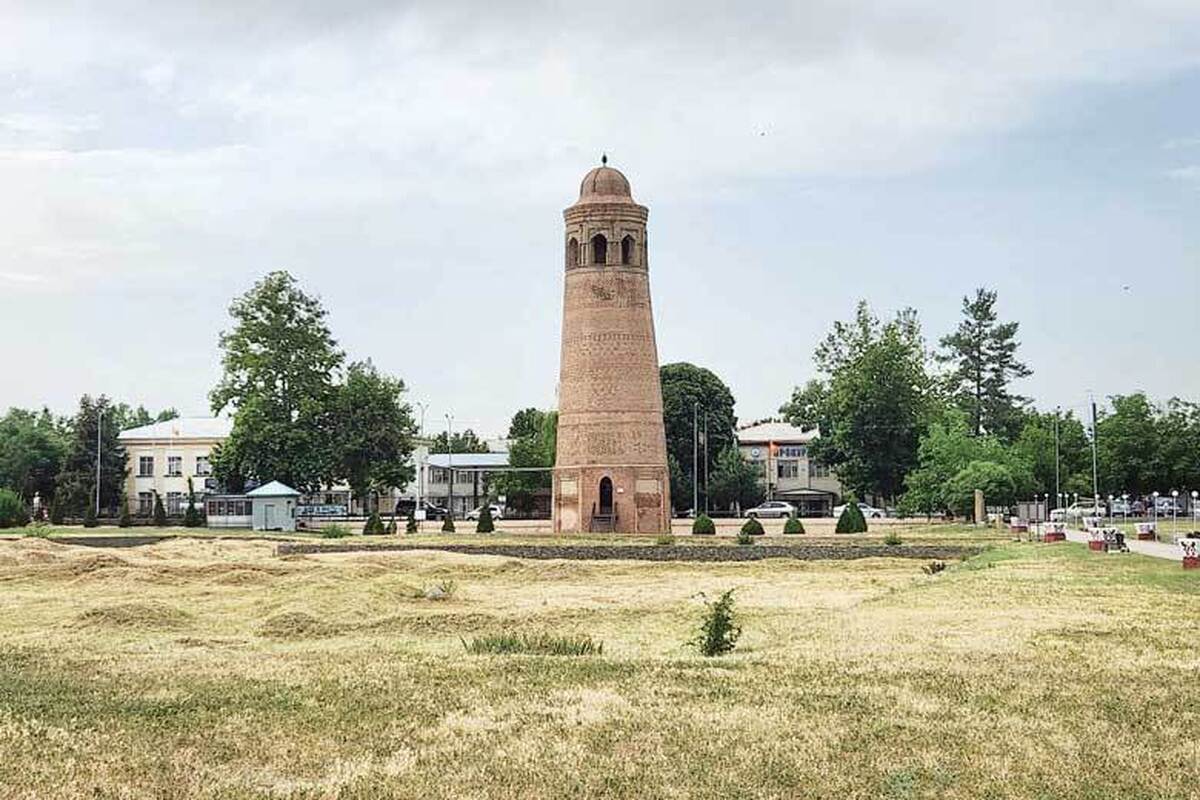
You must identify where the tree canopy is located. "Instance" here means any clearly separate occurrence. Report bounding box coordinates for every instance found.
[660,362,737,512]
[782,301,934,502]
[210,271,344,492]
[55,395,128,514]
[0,408,66,503]
[938,288,1031,441]
[330,360,417,508]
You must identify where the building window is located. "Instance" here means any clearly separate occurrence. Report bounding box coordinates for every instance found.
[138,492,153,516]
[167,456,182,477]
[778,445,807,458]
[777,460,799,479]
[567,236,579,267]
[166,492,183,514]
[138,456,154,477]
[809,462,830,478]
[591,233,607,265]
[195,456,211,476]
[431,467,448,484]
[621,234,634,265]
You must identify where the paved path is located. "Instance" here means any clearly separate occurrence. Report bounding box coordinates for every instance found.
[1065,528,1184,561]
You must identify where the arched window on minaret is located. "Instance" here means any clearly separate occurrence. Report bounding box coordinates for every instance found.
[591,234,608,266]
[621,235,635,265]
[567,237,579,268]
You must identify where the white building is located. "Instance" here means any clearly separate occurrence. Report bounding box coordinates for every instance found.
[118,417,231,515]
[736,420,842,516]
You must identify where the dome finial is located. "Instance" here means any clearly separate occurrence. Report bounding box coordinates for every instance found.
[601,153,607,166]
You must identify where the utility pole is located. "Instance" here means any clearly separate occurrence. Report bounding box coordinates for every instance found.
[1053,406,1060,509]
[94,406,103,517]
[445,413,454,519]
[692,402,698,514]
[1089,394,1099,502]
[703,411,709,515]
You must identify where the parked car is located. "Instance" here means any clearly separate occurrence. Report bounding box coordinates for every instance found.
[743,501,796,519]
[1154,497,1184,515]
[1109,499,1132,516]
[832,502,886,519]
[397,500,448,520]
[1049,501,1107,522]
[465,503,504,521]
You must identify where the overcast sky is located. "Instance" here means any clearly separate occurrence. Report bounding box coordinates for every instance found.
[3,1,1199,436]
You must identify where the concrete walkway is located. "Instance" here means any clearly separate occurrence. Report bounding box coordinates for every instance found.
[1064,528,1185,561]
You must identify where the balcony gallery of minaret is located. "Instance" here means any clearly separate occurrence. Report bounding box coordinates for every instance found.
[553,159,671,534]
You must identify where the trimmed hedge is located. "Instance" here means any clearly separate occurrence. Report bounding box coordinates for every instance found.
[691,514,716,535]
[783,515,805,535]
[740,517,764,536]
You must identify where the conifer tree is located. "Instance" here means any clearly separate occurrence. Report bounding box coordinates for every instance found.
[406,507,418,534]
[183,478,202,527]
[118,495,132,528]
[476,503,495,533]
[153,493,167,527]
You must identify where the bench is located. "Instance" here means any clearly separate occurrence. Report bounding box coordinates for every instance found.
[1134,522,1156,541]
[1042,522,1067,543]
[1181,538,1199,570]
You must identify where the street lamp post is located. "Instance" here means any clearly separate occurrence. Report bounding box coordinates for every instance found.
[1121,493,1128,527]
[445,413,454,521]
[1172,489,1179,538]
[415,402,429,514]
[1192,490,1198,529]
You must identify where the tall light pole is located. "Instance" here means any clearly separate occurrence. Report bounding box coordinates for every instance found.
[1192,490,1198,528]
[692,402,698,515]
[94,406,103,518]
[1172,489,1179,538]
[415,401,429,511]
[1088,394,1099,502]
[703,411,709,515]
[1053,407,1061,509]
[445,413,454,520]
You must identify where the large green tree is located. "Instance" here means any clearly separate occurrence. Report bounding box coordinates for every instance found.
[707,445,764,513]
[659,363,737,512]
[430,429,490,454]
[899,410,1034,517]
[210,271,343,492]
[1011,409,1092,497]
[782,302,936,502]
[938,288,1032,441]
[1095,393,1162,496]
[331,360,417,511]
[55,395,128,514]
[0,408,66,503]
[495,408,557,514]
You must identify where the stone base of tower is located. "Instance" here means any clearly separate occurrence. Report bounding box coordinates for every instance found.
[553,466,671,534]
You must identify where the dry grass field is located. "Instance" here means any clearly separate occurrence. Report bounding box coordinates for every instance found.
[0,533,1196,799]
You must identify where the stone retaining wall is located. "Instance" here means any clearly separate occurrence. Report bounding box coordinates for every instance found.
[275,541,981,562]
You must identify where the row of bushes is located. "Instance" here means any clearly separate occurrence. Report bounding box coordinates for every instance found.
[690,501,871,540]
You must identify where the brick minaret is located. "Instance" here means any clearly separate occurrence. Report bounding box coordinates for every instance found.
[553,159,671,533]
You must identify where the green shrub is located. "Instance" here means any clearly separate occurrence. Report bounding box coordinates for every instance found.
[476,504,495,533]
[691,514,716,535]
[49,501,64,525]
[835,500,868,534]
[740,517,764,537]
[654,534,675,546]
[406,508,418,534]
[0,489,25,529]
[386,517,397,535]
[321,524,350,539]
[118,496,132,528]
[82,503,98,528]
[883,530,902,546]
[692,589,741,657]
[363,511,385,535]
[783,515,805,535]
[462,632,603,656]
[153,494,167,527]
[442,514,456,533]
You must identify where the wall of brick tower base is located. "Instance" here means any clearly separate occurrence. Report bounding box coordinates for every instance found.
[553,465,671,534]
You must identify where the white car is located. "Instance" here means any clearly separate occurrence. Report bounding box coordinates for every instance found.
[465,504,504,521]
[1049,502,1108,522]
[833,502,886,519]
[743,501,796,519]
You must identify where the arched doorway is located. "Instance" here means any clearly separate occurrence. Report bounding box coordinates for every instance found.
[598,476,613,515]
